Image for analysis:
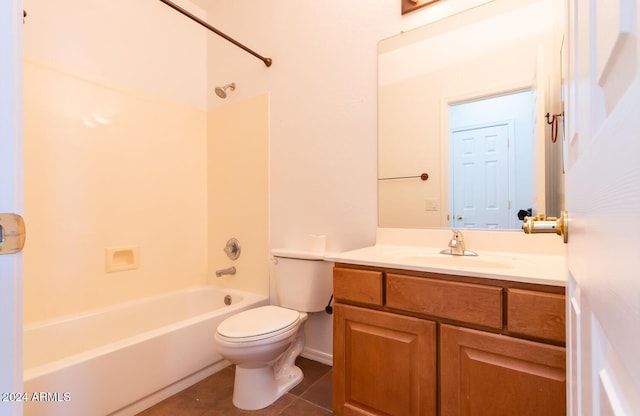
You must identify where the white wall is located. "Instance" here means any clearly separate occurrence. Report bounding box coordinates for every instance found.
[22,0,209,323]
[202,0,504,363]
[205,0,496,253]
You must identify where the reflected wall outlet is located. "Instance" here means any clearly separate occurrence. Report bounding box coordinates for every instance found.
[425,198,439,211]
[105,246,140,273]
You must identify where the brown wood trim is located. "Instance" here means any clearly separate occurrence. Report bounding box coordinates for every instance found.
[333,262,566,294]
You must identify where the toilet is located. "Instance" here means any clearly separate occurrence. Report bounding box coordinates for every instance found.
[214,249,333,410]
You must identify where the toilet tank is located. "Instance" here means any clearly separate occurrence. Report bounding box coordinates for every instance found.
[272,249,333,312]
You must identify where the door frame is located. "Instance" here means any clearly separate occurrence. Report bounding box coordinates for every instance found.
[439,81,535,227]
[0,2,24,416]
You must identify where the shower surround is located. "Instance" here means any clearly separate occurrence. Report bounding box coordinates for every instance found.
[22,0,208,323]
[22,1,271,413]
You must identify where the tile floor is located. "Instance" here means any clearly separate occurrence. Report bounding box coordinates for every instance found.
[136,357,333,416]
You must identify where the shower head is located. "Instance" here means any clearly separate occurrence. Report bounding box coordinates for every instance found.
[215,82,236,99]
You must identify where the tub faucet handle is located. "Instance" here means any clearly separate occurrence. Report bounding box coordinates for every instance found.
[224,238,241,260]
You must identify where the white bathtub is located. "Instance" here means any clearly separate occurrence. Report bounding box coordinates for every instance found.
[23,286,268,416]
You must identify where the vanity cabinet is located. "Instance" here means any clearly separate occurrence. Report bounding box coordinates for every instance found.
[332,267,437,415]
[332,265,566,416]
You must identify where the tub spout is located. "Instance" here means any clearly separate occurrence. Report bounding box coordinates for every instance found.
[215,266,236,277]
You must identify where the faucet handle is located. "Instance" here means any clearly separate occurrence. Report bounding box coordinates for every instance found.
[224,238,241,260]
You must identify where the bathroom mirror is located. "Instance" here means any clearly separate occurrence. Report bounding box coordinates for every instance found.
[378,0,564,230]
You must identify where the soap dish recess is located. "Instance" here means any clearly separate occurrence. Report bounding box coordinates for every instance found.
[105,246,140,273]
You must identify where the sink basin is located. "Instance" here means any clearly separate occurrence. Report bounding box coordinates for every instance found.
[393,253,512,269]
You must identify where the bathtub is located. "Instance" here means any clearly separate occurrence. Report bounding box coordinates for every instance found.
[23,286,268,416]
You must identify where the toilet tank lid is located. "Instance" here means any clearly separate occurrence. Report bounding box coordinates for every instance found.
[271,248,325,261]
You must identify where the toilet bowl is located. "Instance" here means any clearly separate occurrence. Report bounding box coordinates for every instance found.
[215,305,308,410]
[213,249,332,410]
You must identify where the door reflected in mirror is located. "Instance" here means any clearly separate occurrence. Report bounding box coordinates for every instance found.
[450,90,533,230]
[378,0,564,230]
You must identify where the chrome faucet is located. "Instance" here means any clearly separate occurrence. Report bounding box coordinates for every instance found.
[449,230,466,255]
[215,266,236,277]
[440,230,478,256]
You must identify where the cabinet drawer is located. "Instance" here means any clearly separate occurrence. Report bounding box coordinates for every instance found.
[507,289,566,344]
[387,273,503,329]
[334,267,383,306]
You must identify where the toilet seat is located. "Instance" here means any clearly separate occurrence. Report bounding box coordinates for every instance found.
[216,305,301,343]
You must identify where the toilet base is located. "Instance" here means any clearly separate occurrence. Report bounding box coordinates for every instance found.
[231,320,307,411]
[232,364,303,410]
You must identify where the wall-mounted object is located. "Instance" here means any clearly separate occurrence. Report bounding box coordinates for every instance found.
[545,112,564,143]
[402,0,440,15]
[105,246,140,272]
[215,83,236,99]
[158,0,272,67]
[224,238,241,260]
[215,266,236,277]
[379,172,429,181]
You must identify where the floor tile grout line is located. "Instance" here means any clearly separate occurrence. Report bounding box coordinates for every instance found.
[297,372,332,411]
[299,372,329,397]
[276,396,298,415]
[282,395,332,415]
[290,365,331,397]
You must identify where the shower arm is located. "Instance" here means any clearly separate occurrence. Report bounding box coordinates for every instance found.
[158,0,272,68]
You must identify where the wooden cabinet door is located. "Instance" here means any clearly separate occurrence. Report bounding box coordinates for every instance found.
[333,304,437,416]
[440,324,566,416]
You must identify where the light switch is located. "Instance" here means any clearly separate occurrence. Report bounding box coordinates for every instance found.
[425,198,439,211]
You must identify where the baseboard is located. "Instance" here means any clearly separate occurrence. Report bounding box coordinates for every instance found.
[301,347,333,366]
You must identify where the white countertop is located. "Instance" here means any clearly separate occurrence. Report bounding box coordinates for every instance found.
[325,244,566,287]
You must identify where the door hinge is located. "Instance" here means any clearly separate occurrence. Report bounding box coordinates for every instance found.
[0,214,26,254]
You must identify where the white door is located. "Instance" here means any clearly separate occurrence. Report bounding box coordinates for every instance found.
[0,2,24,416]
[566,0,640,414]
[451,123,510,229]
